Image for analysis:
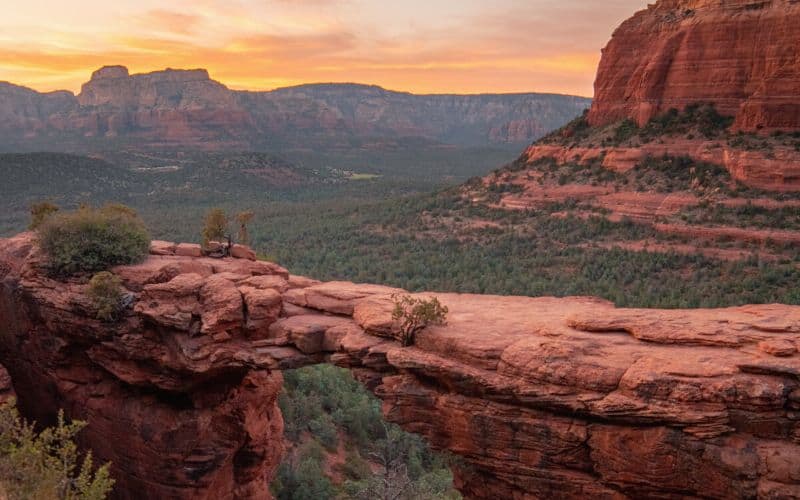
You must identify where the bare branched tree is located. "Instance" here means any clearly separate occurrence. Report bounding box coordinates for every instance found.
[236,211,255,246]
[352,423,414,500]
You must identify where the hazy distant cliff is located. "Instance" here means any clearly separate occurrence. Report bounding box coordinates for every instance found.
[0,66,590,151]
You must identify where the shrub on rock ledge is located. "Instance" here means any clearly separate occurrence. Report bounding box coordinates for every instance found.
[87,272,124,322]
[28,201,60,230]
[36,204,150,277]
[391,295,448,347]
[202,208,228,249]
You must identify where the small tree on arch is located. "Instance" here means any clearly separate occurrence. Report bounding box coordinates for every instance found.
[235,211,255,246]
[202,208,228,248]
[391,294,448,347]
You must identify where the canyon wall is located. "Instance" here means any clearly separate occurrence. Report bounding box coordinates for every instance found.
[1,233,800,499]
[587,0,800,131]
[0,67,590,151]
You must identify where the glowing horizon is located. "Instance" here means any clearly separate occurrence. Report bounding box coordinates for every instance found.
[0,0,648,97]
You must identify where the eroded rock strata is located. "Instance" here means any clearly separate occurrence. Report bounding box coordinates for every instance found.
[1,233,799,498]
[514,0,800,192]
[522,137,800,192]
[587,0,800,132]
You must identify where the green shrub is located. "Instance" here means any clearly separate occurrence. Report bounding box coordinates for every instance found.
[612,119,639,144]
[629,103,735,143]
[28,202,59,230]
[308,415,338,450]
[0,400,114,499]
[540,109,591,145]
[87,272,124,322]
[36,205,150,277]
[272,441,334,500]
[391,295,449,346]
[202,208,228,248]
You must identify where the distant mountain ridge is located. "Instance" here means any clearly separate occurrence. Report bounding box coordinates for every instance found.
[0,65,590,152]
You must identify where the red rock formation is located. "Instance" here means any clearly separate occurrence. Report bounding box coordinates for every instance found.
[0,67,589,151]
[2,232,800,499]
[523,138,800,191]
[0,234,289,499]
[507,0,800,193]
[588,0,800,132]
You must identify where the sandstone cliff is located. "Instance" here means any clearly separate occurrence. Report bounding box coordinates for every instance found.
[587,0,800,132]
[0,68,590,151]
[508,0,800,194]
[1,232,799,499]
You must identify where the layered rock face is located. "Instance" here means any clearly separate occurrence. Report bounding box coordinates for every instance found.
[0,68,590,151]
[522,137,800,191]
[516,0,800,191]
[2,232,800,498]
[71,66,251,147]
[588,0,800,132]
[0,235,289,499]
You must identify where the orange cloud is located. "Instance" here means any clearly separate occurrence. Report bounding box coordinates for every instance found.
[135,9,203,36]
[0,1,648,96]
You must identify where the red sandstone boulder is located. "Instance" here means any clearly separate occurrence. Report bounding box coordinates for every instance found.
[231,244,256,260]
[204,241,224,253]
[759,339,798,357]
[209,258,289,280]
[135,273,204,331]
[353,295,396,335]
[267,315,355,354]
[149,240,177,256]
[239,286,282,336]
[175,243,202,258]
[284,281,402,315]
[287,275,321,289]
[199,275,243,338]
[239,275,289,293]
[114,257,215,291]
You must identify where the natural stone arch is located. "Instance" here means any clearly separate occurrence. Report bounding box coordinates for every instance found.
[1,234,799,499]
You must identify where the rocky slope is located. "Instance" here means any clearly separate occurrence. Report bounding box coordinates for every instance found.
[587,0,800,132]
[468,144,800,264]
[1,232,799,499]
[516,0,800,192]
[0,66,590,151]
[480,0,800,254]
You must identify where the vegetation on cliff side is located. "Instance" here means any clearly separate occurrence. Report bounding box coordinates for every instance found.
[540,103,800,151]
[272,365,460,500]
[0,400,114,500]
[87,272,125,322]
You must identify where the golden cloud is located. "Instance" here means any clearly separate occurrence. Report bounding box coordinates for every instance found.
[0,1,640,96]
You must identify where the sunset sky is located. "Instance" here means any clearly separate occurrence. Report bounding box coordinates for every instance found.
[0,0,648,97]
